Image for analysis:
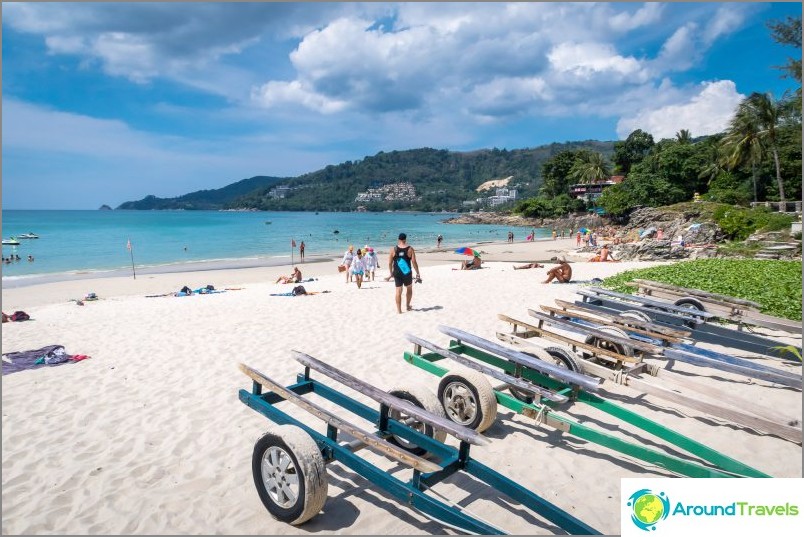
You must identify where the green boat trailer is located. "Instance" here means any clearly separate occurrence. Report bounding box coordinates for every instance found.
[403,325,770,479]
[239,351,601,535]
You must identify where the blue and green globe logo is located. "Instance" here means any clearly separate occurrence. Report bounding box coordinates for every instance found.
[627,489,670,531]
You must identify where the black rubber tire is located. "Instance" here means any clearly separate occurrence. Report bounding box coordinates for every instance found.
[387,384,448,455]
[584,326,634,357]
[509,348,583,404]
[674,298,706,328]
[252,425,328,525]
[437,369,497,432]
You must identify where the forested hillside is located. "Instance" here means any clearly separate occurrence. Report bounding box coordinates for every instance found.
[116,141,614,211]
[117,175,285,210]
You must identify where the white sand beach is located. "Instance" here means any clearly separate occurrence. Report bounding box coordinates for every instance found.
[2,238,801,535]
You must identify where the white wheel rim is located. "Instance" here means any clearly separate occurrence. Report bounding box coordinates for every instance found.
[442,382,478,425]
[262,446,300,509]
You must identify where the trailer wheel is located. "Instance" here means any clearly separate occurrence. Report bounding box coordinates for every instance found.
[509,347,582,403]
[252,425,328,525]
[584,326,634,358]
[438,369,497,432]
[619,310,652,324]
[387,384,448,455]
[674,298,705,328]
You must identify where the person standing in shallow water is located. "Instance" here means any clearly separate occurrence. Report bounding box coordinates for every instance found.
[299,241,305,262]
[388,233,421,314]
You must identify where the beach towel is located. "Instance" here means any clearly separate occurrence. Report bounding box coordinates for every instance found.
[2,345,90,375]
[270,290,331,296]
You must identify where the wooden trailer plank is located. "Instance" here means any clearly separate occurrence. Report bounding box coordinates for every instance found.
[580,287,717,319]
[404,333,569,403]
[496,332,802,444]
[498,314,642,364]
[292,352,489,447]
[540,304,685,344]
[739,310,803,334]
[437,325,602,391]
[631,279,762,309]
[527,310,663,354]
[239,363,443,473]
[554,299,692,338]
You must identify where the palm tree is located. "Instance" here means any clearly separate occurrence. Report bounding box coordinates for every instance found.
[721,112,763,202]
[676,129,693,144]
[568,152,611,184]
[722,92,788,206]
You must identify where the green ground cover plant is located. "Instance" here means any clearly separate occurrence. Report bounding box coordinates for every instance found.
[601,259,802,320]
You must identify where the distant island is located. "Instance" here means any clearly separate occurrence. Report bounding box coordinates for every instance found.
[99,204,112,210]
[116,141,615,213]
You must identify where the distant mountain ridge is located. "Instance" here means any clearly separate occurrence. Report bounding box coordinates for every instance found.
[117,175,286,210]
[118,141,614,211]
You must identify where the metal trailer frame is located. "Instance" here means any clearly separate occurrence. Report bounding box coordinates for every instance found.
[526,307,802,390]
[577,287,803,361]
[498,307,801,444]
[402,326,770,479]
[627,279,803,335]
[239,352,600,535]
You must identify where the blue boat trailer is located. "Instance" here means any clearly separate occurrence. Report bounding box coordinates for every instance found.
[403,326,770,478]
[576,287,803,363]
[528,307,802,390]
[238,352,600,535]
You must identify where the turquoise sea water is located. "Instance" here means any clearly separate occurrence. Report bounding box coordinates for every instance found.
[1,210,550,285]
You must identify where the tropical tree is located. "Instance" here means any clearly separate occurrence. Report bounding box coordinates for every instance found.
[568,151,611,184]
[675,129,693,144]
[613,129,655,175]
[722,110,762,202]
[722,92,789,205]
[540,150,581,198]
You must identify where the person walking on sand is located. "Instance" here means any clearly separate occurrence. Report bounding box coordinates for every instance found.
[364,247,378,281]
[341,245,355,283]
[299,241,305,262]
[388,233,421,313]
[350,248,366,289]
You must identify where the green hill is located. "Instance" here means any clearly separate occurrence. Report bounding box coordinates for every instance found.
[117,175,286,210]
[118,141,614,211]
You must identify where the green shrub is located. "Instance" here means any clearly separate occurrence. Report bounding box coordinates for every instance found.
[601,259,802,320]
[712,206,794,240]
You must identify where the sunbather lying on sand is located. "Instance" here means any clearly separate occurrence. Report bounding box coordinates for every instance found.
[513,262,544,270]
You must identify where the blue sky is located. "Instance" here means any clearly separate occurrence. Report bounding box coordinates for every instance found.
[2,2,801,210]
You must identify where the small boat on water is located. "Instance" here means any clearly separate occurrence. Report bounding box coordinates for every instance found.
[2,237,20,246]
[18,233,39,239]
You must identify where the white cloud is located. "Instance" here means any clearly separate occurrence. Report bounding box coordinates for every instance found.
[616,80,744,139]
[251,80,349,114]
[548,42,647,79]
[654,23,699,72]
[608,3,664,32]
[703,4,750,45]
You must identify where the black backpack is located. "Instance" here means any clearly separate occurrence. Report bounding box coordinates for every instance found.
[291,285,307,296]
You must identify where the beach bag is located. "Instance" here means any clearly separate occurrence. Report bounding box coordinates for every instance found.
[337,264,347,273]
[291,285,307,296]
[180,286,192,295]
[10,311,30,322]
[396,256,411,276]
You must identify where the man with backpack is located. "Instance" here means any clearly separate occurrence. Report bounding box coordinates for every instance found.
[388,233,421,314]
